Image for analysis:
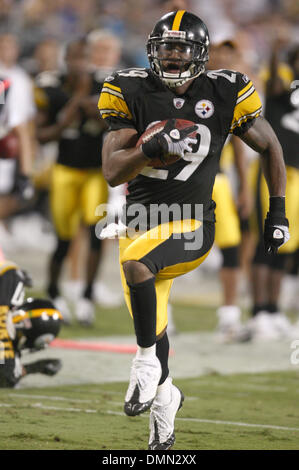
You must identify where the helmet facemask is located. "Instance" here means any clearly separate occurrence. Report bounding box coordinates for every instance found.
[147,36,209,88]
[12,298,62,351]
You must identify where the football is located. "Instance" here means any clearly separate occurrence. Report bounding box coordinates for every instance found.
[137,119,197,168]
[0,131,19,159]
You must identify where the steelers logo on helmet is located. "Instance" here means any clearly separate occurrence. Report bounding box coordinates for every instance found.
[12,298,62,350]
[147,10,209,88]
[195,99,214,119]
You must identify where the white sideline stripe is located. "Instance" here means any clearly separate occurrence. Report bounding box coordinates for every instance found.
[9,393,95,403]
[107,410,299,432]
[9,393,123,407]
[31,403,97,413]
[2,401,299,432]
[0,402,96,413]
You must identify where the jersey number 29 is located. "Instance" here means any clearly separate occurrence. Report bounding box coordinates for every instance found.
[140,124,211,181]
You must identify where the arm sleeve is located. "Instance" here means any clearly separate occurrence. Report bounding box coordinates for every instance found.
[97,74,135,131]
[230,74,263,136]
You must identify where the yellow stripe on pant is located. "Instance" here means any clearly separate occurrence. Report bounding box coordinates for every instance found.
[119,219,211,336]
[50,164,108,240]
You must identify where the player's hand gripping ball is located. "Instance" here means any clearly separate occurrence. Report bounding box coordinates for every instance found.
[137,118,199,168]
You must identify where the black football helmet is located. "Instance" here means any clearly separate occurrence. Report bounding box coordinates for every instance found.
[147,10,209,88]
[12,298,63,350]
[0,260,32,308]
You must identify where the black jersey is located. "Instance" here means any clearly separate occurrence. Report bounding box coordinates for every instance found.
[0,261,25,381]
[98,68,262,226]
[265,89,299,169]
[0,305,21,387]
[35,70,105,169]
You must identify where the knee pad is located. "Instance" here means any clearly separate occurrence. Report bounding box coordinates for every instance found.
[221,246,240,268]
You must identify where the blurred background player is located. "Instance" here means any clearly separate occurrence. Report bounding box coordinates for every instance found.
[62,30,125,309]
[0,33,36,221]
[245,39,299,340]
[35,32,121,325]
[0,260,62,388]
[208,38,253,341]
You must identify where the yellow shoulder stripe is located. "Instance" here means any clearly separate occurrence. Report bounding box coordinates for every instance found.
[171,10,186,30]
[232,89,262,127]
[103,82,122,93]
[236,85,254,105]
[101,87,125,101]
[237,81,253,98]
[230,87,262,132]
[98,89,133,120]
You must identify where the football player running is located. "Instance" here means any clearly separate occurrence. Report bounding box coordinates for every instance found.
[98,11,289,450]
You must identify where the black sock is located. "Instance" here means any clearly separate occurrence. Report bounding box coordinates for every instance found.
[128,277,156,348]
[156,333,169,385]
[47,239,70,299]
[267,303,278,314]
[252,303,268,316]
[83,283,93,300]
[47,284,59,299]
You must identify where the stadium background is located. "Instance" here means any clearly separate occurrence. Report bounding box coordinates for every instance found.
[0,0,299,451]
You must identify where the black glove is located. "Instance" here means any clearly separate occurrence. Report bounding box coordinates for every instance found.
[14,174,35,202]
[24,359,62,376]
[264,197,290,255]
[141,118,198,164]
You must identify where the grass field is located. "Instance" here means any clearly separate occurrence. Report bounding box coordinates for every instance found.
[1,371,299,450]
[1,301,299,450]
